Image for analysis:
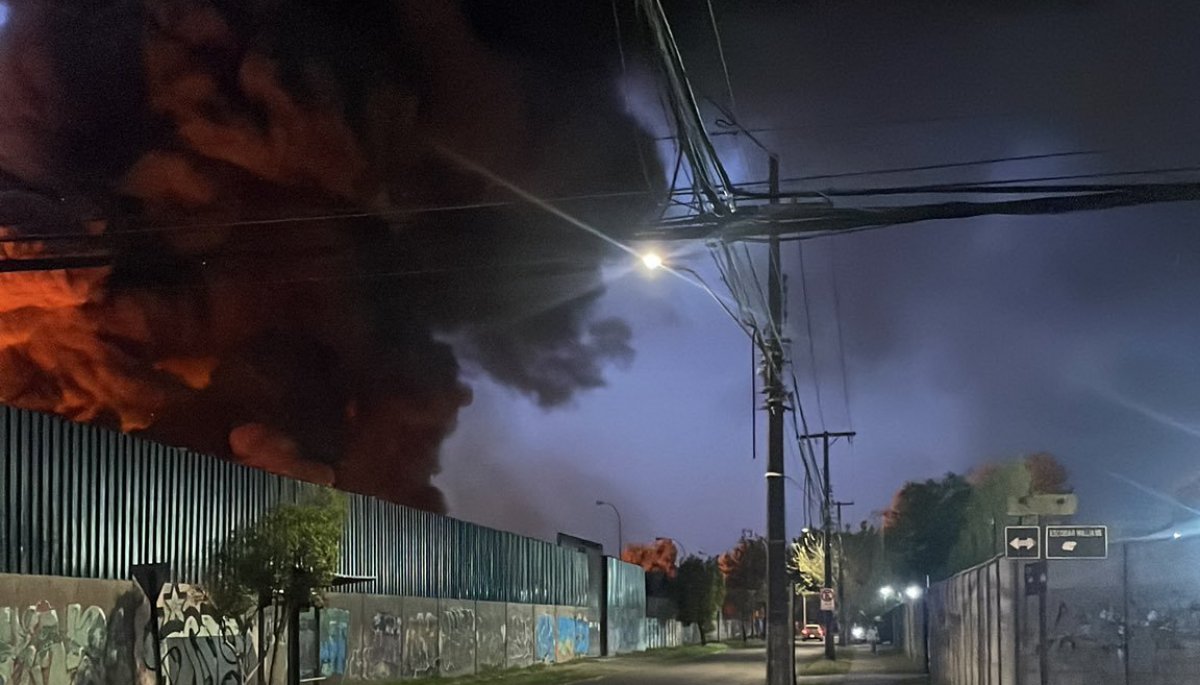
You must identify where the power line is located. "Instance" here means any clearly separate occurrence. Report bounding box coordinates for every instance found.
[827,240,853,431]
[4,161,1196,247]
[796,242,826,429]
[705,0,738,118]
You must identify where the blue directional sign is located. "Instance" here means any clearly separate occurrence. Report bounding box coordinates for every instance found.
[1005,526,1041,559]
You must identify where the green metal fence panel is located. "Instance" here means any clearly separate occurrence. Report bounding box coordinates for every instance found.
[0,405,589,605]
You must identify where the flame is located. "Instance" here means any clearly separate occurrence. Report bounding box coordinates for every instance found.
[0,0,651,511]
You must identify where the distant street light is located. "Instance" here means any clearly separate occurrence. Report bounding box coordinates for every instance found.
[595,500,624,557]
[879,585,895,599]
[905,584,923,601]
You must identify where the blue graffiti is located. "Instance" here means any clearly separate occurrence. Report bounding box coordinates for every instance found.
[556,616,576,660]
[535,614,556,663]
[573,618,591,656]
[320,608,349,676]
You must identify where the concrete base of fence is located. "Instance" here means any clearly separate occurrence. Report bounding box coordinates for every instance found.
[0,573,699,684]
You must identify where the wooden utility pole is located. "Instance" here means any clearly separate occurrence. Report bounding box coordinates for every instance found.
[764,154,793,685]
[833,499,854,647]
[797,430,856,660]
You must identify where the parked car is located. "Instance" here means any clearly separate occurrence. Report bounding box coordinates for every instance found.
[799,624,825,641]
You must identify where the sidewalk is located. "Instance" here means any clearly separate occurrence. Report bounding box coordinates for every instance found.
[797,644,929,685]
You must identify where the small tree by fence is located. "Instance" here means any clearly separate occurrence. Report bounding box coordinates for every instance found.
[675,556,725,645]
[207,488,347,684]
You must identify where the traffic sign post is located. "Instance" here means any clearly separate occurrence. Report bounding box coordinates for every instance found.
[819,588,836,611]
[1045,525,1108,559]
[1005,525,1041,559]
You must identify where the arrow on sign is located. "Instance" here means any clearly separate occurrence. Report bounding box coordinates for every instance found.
[1009,537,1037,551]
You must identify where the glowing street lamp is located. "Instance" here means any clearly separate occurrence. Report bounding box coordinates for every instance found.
[641,252,664,270]
[879,585,895,599]
[905,584,923,601]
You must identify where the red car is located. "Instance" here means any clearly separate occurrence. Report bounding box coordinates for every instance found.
[799,624,825,641]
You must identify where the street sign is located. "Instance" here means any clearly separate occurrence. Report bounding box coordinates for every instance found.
[1005,525,1041,559]
[1007,494,1078,517]
[1024,560,1048,597]
[819,588,835,611]
[1045,525,1108,559]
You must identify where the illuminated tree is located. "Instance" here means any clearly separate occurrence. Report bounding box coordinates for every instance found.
[207,488,347,684]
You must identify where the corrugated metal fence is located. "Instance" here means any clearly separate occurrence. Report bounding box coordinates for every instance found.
[0,405,588,605]
[926,557,1017,685]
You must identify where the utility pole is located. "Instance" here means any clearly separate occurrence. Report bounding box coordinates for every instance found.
[764,155,793,685]
[798,430,856,660]
[833,499,854,647]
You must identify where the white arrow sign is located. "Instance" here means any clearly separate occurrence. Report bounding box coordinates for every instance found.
[1009,537,1037,551]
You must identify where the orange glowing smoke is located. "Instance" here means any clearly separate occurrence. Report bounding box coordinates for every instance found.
[0,0,517,507]
[621,539,679,579]
[0,0,652,511]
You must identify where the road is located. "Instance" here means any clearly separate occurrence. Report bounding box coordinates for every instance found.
[584,644,930,685]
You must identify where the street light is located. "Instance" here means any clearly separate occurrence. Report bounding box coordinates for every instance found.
[636,254,751,332]
[595,500,624,557]
[879,585,895,599]
[905,584,923,601]
[635,249,795,679]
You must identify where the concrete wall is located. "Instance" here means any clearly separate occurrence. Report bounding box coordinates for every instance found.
[1,573,694,684]
[0,573,151,685]
[0,574,287,685]
[322,594,609,682]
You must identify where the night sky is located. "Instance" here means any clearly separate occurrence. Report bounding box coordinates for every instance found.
[438,0,1200,556]
[3,0,1200,559]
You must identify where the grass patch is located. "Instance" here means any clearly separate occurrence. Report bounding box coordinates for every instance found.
[719,638,765,649]
[798,658,853,676]
[624,643,728,661]
[372,661,600,685]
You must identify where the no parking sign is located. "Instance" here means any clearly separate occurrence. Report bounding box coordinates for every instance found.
[819,587,836,611]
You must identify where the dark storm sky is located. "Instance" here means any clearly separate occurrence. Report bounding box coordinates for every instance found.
[438,0,1200,556]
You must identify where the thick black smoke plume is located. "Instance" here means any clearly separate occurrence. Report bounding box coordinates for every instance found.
[0,0,659,511]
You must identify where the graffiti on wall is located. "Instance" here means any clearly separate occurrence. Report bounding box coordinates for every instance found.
[0,602,107,685]
[506,611,533,667]
[347,613,403,680]
[475,604,505,671]
[573,614,592,657]
[157,584,255,685]
[319,609,349,677]
[439,606,475,676]
[403,612,437,677]
[535,614,555,663]
[0,593,142,685]
[555,616,575,662]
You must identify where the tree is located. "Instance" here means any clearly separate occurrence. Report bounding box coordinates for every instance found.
[884,473,971,581]
[1025,452,1071,495]
[788,531,827,592]
[675,557,725,644]
[947,453,1072,572]
[837,524,890,633]
[207,488,347,684]
[718,535,766,640]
